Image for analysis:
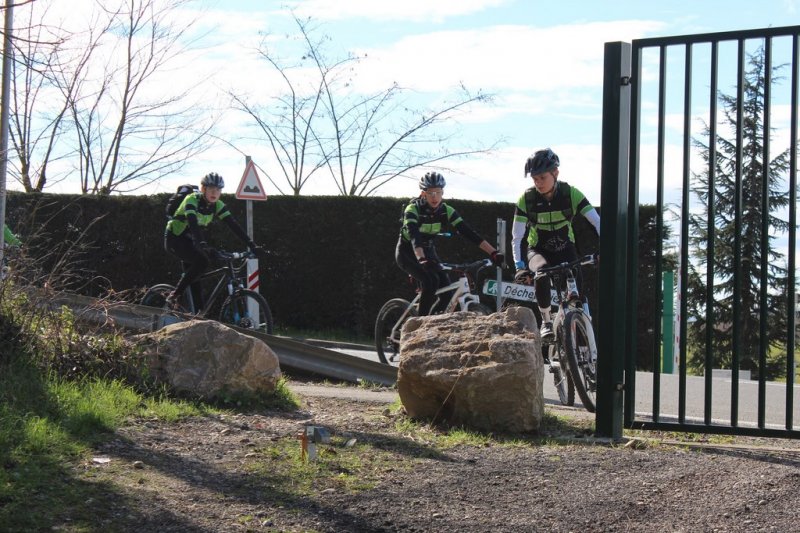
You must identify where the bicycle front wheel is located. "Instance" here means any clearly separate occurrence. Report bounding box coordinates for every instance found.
[550,344,575,406]
[219,289,274,334]
[563,310,597,413]
[141,284,176,309]
[375,298,415,365]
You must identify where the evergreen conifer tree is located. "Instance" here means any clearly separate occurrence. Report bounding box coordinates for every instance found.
[687,46,792,380]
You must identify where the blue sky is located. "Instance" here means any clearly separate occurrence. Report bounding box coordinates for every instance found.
[27,0,800,205]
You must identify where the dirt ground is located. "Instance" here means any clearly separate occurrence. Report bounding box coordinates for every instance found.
[74,380,800,533]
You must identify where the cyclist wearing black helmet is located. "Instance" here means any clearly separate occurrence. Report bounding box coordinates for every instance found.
[164,172,258,309]
[397,171,504,316]
[511,148,600,340]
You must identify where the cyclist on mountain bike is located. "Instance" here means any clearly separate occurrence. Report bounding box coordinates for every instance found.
[511,148,600,340]
[397,171,504,316]
[164,172,258,310]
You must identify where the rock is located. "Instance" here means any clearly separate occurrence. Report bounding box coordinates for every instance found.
[396,307,544,432]
[135,319,281,399]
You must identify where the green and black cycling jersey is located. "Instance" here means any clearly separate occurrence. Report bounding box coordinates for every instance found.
[511,181,600,261]
[167,192,231,235]
[166,191,248,245]
[400,197,483,249]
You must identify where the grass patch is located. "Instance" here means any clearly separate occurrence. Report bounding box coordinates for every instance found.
[209,377,300,411]
[390,406,598,448]
[0,346,214,531]
[247,434,385,497]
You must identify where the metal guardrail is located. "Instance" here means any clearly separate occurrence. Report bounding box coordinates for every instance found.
[241,331,397,386]
[49,292,397,387]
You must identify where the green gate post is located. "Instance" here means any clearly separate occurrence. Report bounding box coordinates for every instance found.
[662,271,675,374]
[596,41,631,440]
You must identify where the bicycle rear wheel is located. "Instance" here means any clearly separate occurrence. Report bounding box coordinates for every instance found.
[563,309,597,412]
[550,344,575,406]
[375,298,415,365]
[141,284,176,309]
[219,289,274,334]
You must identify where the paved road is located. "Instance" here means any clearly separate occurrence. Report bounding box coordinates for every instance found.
[339,348,800,429]
[632,370,800,430]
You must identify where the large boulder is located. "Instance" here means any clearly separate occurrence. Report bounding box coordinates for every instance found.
[397,307,544,432]
[135,320,281,399]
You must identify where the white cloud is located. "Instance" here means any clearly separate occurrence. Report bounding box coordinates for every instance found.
[285,0,510,22]
[351,21,666,94]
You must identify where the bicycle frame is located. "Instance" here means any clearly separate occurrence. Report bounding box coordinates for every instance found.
[184,251,250,316]
[420,267,482,313]
[383,259,492,355]
[538,256,597,349]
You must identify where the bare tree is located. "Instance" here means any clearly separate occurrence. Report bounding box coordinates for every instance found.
[8,1,111,192]
[231,15,499,196]
[8,0,215,195]
[67,0,214,195]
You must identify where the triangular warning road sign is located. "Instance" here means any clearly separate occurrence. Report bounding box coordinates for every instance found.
[236,161,268,201]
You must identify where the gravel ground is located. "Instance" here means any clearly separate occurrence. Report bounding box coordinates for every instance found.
[73,380,800,532]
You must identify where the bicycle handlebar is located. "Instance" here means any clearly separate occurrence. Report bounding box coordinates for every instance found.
[533,254,598,280]
[212,249,257,262]
[438,258,493,272]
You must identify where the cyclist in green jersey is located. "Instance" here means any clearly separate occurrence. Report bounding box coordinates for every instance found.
[397,172,504,316]
[511,148,600,340]
[164,172,257,310]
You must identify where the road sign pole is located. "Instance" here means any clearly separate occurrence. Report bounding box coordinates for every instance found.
[496,218,506,311]
[244,156,258,321]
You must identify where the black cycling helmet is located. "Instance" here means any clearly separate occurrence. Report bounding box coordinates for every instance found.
[524,148,560,177]
[419,171,446,190]
[201,172,225,189]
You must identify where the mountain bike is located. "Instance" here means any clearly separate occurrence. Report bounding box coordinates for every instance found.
[141,248,274,334]
[374,258,494,365]
[485,275,576,407]
[534,254,599,412]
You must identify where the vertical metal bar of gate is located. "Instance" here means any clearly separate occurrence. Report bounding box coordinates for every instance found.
[652,45,668,423]
[787,34,798,430]
[704,42,719,426]
[732,39,745,427]
[626,44,643,429]
[759,38,773,429]
[678,44,693,425]
[596,41,630,440]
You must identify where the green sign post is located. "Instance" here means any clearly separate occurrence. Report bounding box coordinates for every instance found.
[662,271,675,374]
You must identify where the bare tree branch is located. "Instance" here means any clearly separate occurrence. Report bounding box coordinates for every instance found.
[232,13,500,196]
[10,0,216,195]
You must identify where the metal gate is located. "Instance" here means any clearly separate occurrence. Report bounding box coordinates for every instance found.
[596,26,800,439]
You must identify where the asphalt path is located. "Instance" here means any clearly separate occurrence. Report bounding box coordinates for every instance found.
[337,347,800,429]
[632,370,800,430]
